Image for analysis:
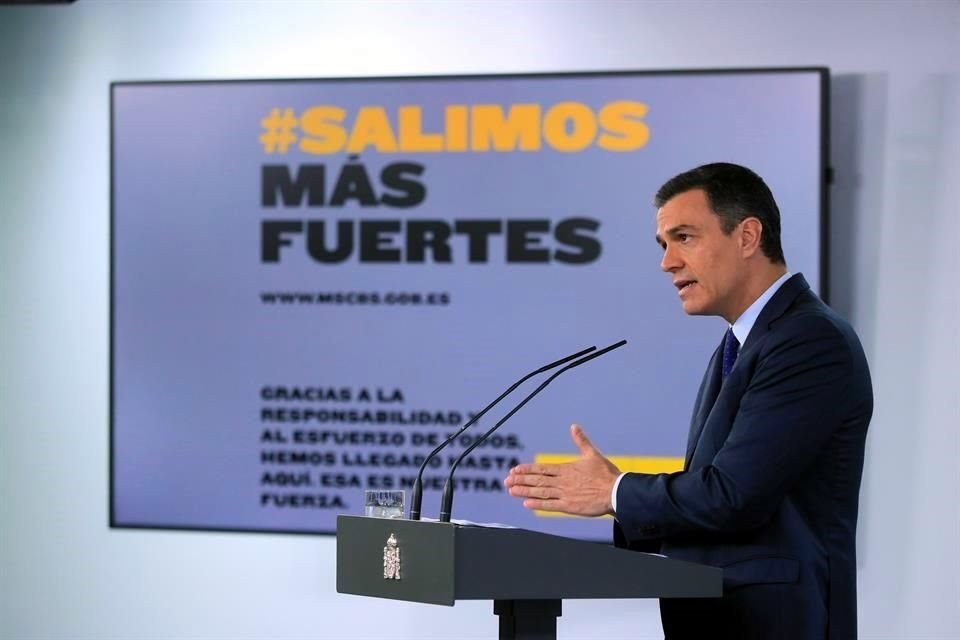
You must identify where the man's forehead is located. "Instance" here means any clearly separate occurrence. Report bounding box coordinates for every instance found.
[657,222,699,235]
[656,190,713,230]
[656,210,702,235]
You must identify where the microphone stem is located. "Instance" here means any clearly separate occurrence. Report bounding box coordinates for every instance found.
[408,345,596,520]
[439,339,626,523]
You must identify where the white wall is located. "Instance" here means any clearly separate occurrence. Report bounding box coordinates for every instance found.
[1,1,957,638]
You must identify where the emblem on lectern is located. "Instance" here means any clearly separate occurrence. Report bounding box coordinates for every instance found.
[383,533,401,580]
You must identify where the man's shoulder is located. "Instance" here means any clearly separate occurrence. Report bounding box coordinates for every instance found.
[776,290,860,343]
[760,291,870,376]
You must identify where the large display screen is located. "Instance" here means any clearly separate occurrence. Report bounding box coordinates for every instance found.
[111,69,827,538]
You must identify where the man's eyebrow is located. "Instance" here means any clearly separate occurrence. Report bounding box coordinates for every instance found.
[655,224,697,245]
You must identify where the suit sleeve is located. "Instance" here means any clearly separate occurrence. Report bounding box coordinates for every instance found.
[615,315,854,542]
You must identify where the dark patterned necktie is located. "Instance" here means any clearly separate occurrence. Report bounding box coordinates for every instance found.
[722,328,740,378]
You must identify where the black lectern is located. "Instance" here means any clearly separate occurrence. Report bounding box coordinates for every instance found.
[336,516,722,640]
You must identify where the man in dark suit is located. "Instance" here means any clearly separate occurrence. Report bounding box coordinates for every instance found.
[505,163,873,639]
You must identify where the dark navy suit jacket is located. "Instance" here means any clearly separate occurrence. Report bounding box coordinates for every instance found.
[614,274,872,639]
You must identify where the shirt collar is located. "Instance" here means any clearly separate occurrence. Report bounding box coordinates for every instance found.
[730,271,792,345]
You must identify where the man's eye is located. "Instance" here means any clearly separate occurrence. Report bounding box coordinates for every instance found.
[678,234,690,242]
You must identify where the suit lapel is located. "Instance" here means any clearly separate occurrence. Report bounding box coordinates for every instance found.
[683,273,811,470]
[685,339,724,469]
[741,273,811,352]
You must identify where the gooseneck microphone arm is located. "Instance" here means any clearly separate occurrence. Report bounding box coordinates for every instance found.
[439,339,627,523]
[407,345,597,520]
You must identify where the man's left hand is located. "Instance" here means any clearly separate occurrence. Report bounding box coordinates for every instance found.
[504,423,621,517]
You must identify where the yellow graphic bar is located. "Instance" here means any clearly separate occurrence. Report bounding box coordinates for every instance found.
[530,454,684,518]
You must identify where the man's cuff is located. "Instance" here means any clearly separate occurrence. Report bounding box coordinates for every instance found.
[611,472,628,514]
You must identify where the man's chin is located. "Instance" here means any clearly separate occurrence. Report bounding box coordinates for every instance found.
[681,300,711,316]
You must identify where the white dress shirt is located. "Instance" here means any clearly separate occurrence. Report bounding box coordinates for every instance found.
[610,271,792,514]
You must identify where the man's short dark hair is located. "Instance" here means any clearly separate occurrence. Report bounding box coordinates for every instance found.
[654,163,786,265]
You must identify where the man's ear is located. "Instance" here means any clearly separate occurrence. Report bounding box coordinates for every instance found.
[739,217,763,258]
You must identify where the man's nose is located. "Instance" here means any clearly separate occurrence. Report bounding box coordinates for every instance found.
[661,245,681,272]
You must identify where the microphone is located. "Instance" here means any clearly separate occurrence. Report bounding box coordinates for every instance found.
[439,339,627,523]
[408,345,597,520]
